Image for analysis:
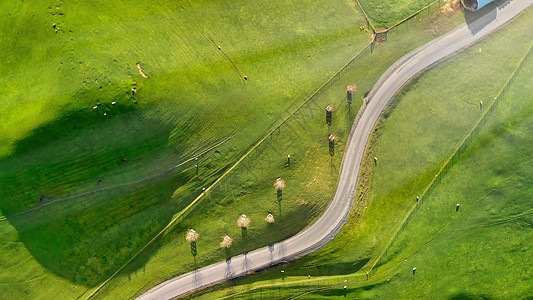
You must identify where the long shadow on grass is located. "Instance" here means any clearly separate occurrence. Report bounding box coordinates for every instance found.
[0,92,207,286]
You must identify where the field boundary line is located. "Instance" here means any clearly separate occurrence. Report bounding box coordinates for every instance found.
[367,41,533,275]
[388,0,441,31]
[218,272,367,299]
[353,0,376,33]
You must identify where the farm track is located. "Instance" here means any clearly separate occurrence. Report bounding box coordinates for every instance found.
[137,1,533,299]
[186,0,245,83]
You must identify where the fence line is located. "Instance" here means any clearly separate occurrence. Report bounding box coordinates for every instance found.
[220,273,368,299]
[388,0,442,31]
[353,0,377,33]
[368,41,533,275]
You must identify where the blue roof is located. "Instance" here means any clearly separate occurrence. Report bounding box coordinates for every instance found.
[477,0,494,10]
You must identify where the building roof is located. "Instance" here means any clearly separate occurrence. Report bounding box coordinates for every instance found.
[462,0,494,11]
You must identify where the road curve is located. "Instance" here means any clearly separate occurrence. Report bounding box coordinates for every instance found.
[139,1,532,299]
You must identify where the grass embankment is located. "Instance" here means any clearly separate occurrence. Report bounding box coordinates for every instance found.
[319,43,533,299]
[358,0,437,28]
[95,2,467,299]
[0,0,370,298]
[188,5,533,299]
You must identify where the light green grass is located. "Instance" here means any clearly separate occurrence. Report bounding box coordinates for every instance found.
[0,0,369,298]
[187,5,533,300]
[305,42,533,299]
[358,0,439,28]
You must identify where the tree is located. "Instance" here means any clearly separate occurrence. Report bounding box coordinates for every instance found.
[237,214,251,228]
[274,178,285,202]
[346,85,357,105]
[274,178,286,217]
[328,134,338,156]
[220,234,233,248]
[238,214,251,238]
[185,229,199,257]
[265,213,275,224]
[325,105,334,126]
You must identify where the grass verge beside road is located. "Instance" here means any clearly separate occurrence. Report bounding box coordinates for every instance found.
[186,5,533,299]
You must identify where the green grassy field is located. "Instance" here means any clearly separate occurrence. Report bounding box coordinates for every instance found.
[186,5,533,299]
[308,43,533,299]
[0,0,370,298]
[358,0,437,28]
[0,0,481,299]
[98,4,467,300]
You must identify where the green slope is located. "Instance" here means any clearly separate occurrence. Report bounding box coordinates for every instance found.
[0,0,369,298]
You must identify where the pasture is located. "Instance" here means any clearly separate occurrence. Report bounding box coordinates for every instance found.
[0,0,369,298]
[186,4,533,299]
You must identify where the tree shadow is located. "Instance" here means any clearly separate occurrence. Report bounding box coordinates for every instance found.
[225,257,233,279]
[190,242,198,257]
[0,98,199,287]
[241,227,248,240]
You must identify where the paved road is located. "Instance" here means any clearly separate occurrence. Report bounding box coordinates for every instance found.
[138,1,532,299]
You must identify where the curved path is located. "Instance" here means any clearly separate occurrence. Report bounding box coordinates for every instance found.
[139,1,532,298]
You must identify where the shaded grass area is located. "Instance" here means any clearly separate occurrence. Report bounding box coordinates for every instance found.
[186,6,533,300]
[0,0,370,298]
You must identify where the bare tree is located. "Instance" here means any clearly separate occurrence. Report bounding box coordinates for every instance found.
[265,213,275,224]
[274,178,286,202]
[186,229,199,242]
[237,214,251,228]
[186,229,199,257]
[238,214,251,238]
[220,234,233,248]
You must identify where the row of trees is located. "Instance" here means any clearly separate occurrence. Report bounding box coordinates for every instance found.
[185,178,285,256]
[184,85,356,259]
[186,84,357,255]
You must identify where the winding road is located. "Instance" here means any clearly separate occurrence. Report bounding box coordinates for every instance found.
[138,1,533,298]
